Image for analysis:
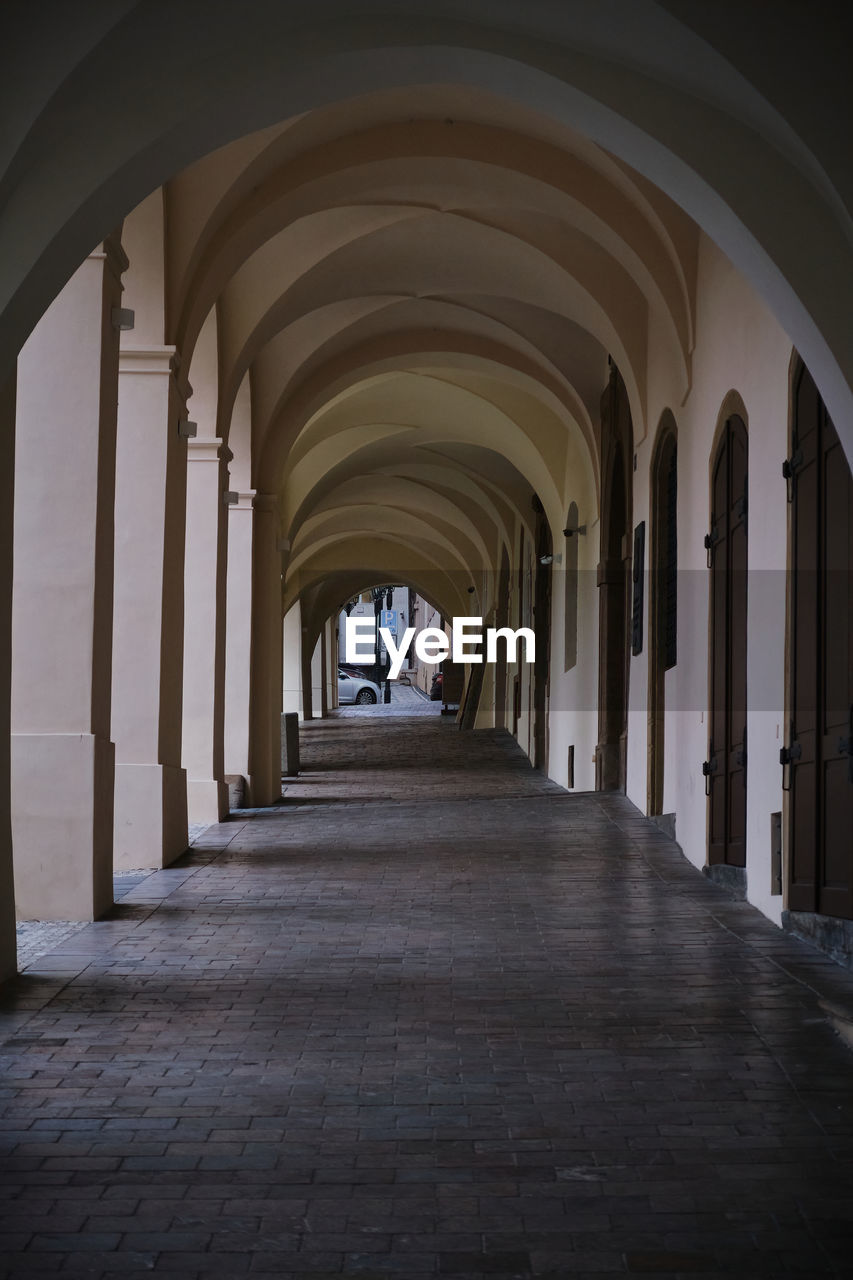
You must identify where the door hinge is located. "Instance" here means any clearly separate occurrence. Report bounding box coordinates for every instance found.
[783,448,803,502]
[780,723,801,792]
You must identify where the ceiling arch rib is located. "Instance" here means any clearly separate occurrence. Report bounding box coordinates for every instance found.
[173,114,695,375]
[161,86,706,641]
[283,438,540,632]
[217,210,651,443]
[286,510,482,586]
[290,488,496,579]
[279,371,571,542]
[5,8,853,457]
[250,309,602,463]
[284,536,473,622]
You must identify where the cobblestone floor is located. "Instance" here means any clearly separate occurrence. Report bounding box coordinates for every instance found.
[2,717,853,1278]
[14,834,213,970]
[333,681,442,717]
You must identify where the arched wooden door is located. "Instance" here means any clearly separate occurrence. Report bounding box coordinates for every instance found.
[596,364,633,791]
[706,415,748,868]
[494,545,511,730]
[785,363,853,917]
[648,423,677,815]
[533,513,552,772]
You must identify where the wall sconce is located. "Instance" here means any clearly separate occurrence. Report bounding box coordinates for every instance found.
[111,307,135,331]
[563,523,587,537]
[178,418,197,439]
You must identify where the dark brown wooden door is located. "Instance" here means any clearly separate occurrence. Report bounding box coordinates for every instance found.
[596,365,633,791]
[787,364,853,917]
[533,516,552,771]
[707,415,748,867]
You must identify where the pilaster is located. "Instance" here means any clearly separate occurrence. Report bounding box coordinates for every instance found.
[113,343,188,868]
[0,371,16,977]
[182,437,230,823]
[12,242,125,920]
[224,490,256,784]
[247,493,281,805]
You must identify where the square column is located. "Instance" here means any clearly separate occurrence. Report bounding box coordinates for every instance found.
[247,493,281,806]
[113,347,188,868]
[282,601,304,717]
[182,438,229,823]
[0,372,17,976]
[224,490,256,783]
[11,241,126,920]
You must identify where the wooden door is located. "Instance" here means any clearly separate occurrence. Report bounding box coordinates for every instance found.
[596,365,633,790]
[649,426,677,815]
[494,547,510,729]
[707,415,748,867]
[787,363,853,917]
[533,515,552,771]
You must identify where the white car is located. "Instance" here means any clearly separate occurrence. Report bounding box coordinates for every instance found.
[338,669,381,705]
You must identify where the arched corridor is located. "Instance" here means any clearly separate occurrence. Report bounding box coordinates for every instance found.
[3,714,853,1276]
[2,5,853,1273]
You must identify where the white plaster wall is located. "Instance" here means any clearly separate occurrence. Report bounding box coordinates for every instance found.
[546,514,599,792]
[310,638,323,719]
[635,234,792,925]
[282,601,303,716]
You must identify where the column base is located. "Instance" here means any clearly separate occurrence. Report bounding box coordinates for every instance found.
[12,733,114,920]
[187,777,228,825]
[247,773,281,807]
[114,762,188,871]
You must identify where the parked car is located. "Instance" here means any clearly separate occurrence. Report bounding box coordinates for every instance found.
[338,662,374,679]
[338,669,380,705]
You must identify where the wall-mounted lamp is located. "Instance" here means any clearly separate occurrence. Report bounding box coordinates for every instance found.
[111,306,135,331]
[563,523,587,537]
[223,490,239,506]
[178,418,197,439]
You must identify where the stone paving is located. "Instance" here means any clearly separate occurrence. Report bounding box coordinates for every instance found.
[334,681,442,717]
[2,717,853,1278]
[14,836,212,970]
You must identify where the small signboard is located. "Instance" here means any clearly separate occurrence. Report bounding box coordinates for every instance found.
[380,609,397,634]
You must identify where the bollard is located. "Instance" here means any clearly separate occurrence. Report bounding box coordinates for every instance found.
[281,711,300,777]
